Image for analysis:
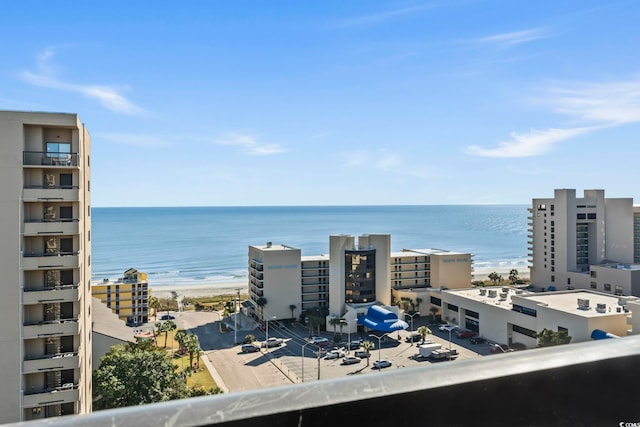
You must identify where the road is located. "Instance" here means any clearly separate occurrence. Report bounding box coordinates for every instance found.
[169,311,496,394]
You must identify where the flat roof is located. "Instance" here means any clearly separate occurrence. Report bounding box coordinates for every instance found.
[446,287,529,311]
[392,248,469,257]
[522,291,634,317]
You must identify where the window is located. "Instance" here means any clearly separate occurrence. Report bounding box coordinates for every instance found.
[590,271,597,278]
[604,283,611,291]
[512,305,537,317]
[513,324,537,338]
[447,303,458,312]
[46,142,71,159]
[551,276,555,282]
[466,309,479,319]
[590,282,597,289]
[430,296,442,306]
[615,285,623,296]
[558,326,568,334]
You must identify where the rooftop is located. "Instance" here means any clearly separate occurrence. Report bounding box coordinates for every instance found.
[522,290,636,317]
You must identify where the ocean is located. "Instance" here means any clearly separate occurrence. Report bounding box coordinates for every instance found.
[90,205,530,290]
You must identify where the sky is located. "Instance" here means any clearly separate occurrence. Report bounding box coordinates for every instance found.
[1,0,640,207]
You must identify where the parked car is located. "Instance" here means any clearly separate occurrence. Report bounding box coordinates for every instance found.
[354,349,369,359]
[241,344,260,353]
[348,340,361,350]
[160,314,176,320]
[455,329,477,339]
[341,356,361,365]
[309,336,329,344]
[405,333,422,343]
[324,349,346,360]
[491,343,514,353]
[372,359,392,369]
[439,324,458,332]
[261,337,283,348]
[470,336,487,344]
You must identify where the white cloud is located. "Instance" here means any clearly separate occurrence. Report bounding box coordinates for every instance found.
[474,28,550,49]
[466,127,598,158]
[21,48,145,115]
[467,76,640,158]
[214,133,286,156]
[340,148,429,178]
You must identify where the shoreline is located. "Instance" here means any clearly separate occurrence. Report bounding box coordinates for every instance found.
[150,267,530,299]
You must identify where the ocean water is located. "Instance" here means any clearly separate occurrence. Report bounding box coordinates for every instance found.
[90,205,530,289]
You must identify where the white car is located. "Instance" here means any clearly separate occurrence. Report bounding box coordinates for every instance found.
[341,356,361,365]
[372,359,392,369]
[324,350,346,360]
[261,337,283,348]
[309,336,329,344]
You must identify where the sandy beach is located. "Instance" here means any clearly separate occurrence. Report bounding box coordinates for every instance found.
[150,266,530,299]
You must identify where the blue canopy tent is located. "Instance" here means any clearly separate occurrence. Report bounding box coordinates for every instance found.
[357,305,409,333]
[591,329,619,340]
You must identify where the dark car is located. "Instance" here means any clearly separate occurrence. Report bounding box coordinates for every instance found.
[160,314,176,320]
[470,336,487,344]
[405,334,422,343]
[241,344,260,353]
[455,329,477,339]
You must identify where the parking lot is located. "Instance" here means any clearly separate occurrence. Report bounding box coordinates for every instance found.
[168,311,505,392]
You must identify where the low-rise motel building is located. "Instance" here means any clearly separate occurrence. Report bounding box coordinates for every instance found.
[92,268,150,327]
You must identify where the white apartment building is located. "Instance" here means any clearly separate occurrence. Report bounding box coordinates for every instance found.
[0,111,92,423]
[434,287,635,348]
[529,189,640,297]
[247,234,473,334]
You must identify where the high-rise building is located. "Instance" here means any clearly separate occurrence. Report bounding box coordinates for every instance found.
[529,189,640,296]
[0,111,92,422]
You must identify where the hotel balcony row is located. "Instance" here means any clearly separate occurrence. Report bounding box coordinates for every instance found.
[22,385,79,409]
[23,151,80,167]
[23,284,80,305]
[22,186,81,202]
[23,219,81,236]
[23,352,80,374]
[22,319,80,339]
[22,253,80,270]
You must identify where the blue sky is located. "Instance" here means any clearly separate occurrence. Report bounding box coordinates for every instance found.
[2,1,639,207]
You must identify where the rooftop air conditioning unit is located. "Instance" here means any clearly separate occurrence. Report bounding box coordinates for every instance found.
[488,290,497,298]
[577,298,590,309]
[596,303,606,313]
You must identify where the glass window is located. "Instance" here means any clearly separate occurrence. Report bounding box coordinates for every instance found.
[46,142,71,159]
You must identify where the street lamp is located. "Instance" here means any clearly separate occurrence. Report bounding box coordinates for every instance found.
[265,315,276,356]
[368,332,390,371]
[301,341,313,382]
[406,312,421,346]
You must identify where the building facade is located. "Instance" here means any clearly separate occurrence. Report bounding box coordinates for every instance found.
[247,234,473,334]
[0,111,92,422]
[528,189,640,296]
[92,268,150,326]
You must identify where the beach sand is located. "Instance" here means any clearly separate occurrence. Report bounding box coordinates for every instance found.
[150,267,530,299]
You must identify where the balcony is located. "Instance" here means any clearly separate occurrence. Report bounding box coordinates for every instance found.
[20,335,640,426]
[22,384,79,408]
[22,319,79,339]
[23,219,80,236]
[23,353,79,374]
[22,253,79,270]
[23,151,79,167]
[23,285,80,305]
[23,185,81,202]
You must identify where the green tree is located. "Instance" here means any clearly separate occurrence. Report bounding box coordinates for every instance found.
[93,343,189,410]
[429,306,439,321]
[415,297,423,312]
[361,340,374,366]
[149,296,161,321]
[536,328,572,347]
[184,333,201,370]
[417,325,432,344]
[155,320,177,348]
[244,333,255,344]
[488,272,502,286]
[509,269,520,286]
[174,329,187,354]
[329,317,342,336]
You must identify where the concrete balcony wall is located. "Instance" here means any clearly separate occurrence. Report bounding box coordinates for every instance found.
[23,354,79,374]
[22,287,80,305]
[22,188,80,202]
[22,321,79,339]
[22,255,79,270]
[22,388,78,409]
[23,221,79,236]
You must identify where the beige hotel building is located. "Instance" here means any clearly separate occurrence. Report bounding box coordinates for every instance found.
[0,111,92,423]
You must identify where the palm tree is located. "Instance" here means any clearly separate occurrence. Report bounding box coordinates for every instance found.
[429,306,439,322]
[184,333,201,370]
[329,317,342,342]
[488,272,502,286]
[149,296,160,321]
[361,340,374,366]
[417,325,432,344]
[308,314,323,337]
[174,329,187,354]
[416,297,423,312]
[509,269,520,286]
[289,304,297,320]
[155,320,177,348]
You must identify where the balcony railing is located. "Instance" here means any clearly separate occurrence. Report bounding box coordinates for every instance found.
[23,151,79,167]
[11,336,640,426]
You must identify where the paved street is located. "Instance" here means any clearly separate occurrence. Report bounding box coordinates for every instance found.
[169,311,498,393]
